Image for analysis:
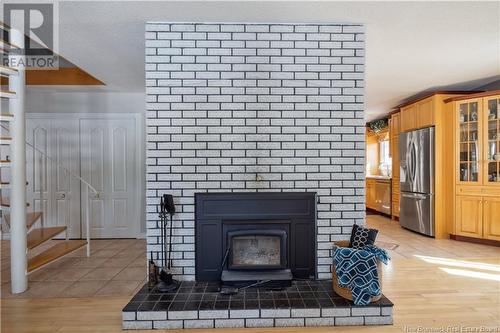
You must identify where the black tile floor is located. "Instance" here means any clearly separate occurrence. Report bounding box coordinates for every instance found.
[123,280,393,312]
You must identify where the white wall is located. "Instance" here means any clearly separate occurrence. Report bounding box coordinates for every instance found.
[26,90,145,114]
[24,90,147,235]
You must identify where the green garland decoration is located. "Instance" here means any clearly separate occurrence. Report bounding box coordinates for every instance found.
[368,118,389,133]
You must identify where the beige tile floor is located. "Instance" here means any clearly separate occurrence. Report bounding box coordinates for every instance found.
[1,238,146,299]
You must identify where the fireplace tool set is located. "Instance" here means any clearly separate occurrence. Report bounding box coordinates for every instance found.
[149,194,179,292]
[148,194,287,295]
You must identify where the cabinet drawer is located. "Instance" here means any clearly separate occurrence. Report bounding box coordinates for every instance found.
[456,185,500,197]
[483,188,500,197]
[456,186,483,196]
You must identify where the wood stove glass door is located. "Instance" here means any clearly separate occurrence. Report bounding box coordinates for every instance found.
[228,231,286,270]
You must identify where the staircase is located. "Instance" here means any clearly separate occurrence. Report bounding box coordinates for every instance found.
[1,23,90,294]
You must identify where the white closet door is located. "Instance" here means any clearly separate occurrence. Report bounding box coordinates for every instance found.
[26,118,81,238]
[80,118,137,238]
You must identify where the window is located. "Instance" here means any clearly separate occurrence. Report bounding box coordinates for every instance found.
[379,140,390,165]
[379,139,392,176]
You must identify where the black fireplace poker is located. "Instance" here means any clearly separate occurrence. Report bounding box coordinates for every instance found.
[156,194,179,293]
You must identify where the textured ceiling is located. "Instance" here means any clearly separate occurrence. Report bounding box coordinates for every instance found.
[30,1,500,120]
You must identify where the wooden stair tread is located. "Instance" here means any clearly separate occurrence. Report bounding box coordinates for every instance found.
[0,181,28,187]
[0,22,11,30]
[0,65,18,76]
[4,212,42,229]
[28,226,67,249]
[0,114,14,122]
[0,197,30,207]
[0,40,21,51]
[28,240,87,272]
[0,113,14,118]
[0,90,16,99]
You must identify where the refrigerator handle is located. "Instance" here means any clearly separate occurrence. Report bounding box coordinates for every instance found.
[411,142,415,183]
[406,141,413,186]
[410,141,417,185]
[401,193,427,200]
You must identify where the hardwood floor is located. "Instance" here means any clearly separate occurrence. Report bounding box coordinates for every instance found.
[1,215,499,332]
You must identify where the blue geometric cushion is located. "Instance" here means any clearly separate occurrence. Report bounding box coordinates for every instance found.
[349,224,378,249]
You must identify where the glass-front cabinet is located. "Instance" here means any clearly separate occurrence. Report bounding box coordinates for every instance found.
[456,96,500,186]
[485,97,499,184]
[457,99,481,184]
[453,93,500,242]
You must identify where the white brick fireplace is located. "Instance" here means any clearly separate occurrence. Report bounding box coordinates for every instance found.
[145,22,365,280]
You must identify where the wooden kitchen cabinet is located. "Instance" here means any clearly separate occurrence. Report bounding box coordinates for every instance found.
[390,112,401,218]
[366,179,376,210]
[483,197,500,241]
[400,104,417,132]
[417,98,434,128]
[447,91,500,244]
[400,97,433,132]
[398,94,463,133]
[455,195,482,238]
[455,194,500,241]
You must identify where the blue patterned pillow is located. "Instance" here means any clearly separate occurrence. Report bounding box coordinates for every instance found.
[349,224,378,249]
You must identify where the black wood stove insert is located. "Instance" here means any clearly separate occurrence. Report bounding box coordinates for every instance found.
[195,192,317,284]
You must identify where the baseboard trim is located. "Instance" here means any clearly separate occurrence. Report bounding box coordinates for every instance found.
[450,234,500,247]
[366,208,391,219]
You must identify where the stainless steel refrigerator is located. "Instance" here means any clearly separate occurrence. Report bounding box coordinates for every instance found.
[399,127,435,236]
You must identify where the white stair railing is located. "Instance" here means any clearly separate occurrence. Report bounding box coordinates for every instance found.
[2,26,95,294]
[1,122,97,257]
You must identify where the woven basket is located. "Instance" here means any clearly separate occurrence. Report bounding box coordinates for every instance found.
[331,240,382,303]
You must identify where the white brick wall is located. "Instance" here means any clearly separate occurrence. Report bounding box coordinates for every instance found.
[145,22,365,280]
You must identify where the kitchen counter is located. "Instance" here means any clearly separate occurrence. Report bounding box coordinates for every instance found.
[366,175,392,181]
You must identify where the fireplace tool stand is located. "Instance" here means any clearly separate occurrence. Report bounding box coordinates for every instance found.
[157,195,179,293]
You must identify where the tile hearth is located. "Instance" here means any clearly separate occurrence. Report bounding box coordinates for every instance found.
[122,280,393,329]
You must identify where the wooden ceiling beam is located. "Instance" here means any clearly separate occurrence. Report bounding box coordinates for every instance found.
[1,67,104,86]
